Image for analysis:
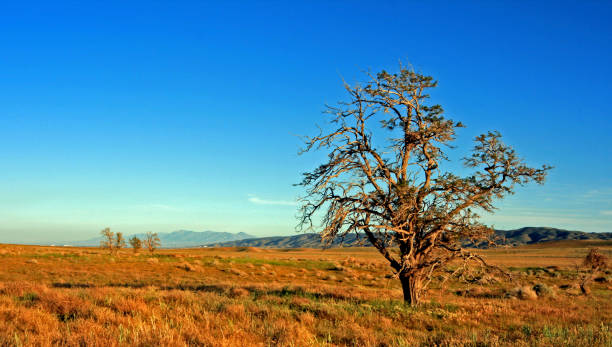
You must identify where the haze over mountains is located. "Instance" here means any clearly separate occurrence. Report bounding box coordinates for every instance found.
[67,230,255,248]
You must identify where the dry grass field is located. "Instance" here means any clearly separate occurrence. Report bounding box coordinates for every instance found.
[0,242,610,346]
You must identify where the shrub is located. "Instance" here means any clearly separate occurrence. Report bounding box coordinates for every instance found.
[177,262,196,272]
[230,269,247,277]
[506,286,538,300]
[519,286,538,300]
[328,263,345,271]
[584,248,608,270]
[533,283,555,298]
[228,287,250,298]
[580,248,609,295]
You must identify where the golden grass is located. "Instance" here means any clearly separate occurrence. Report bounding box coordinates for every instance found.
[0,243,610,346]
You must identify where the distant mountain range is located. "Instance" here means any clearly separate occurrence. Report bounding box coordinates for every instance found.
[68,230,255,248]
[206,227,612,248]
[495,227,612,246]
[46,227,612,249]
[206,233,353,248]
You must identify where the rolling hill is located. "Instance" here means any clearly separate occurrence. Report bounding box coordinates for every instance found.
[205,227,612,248]
[495,227,611,246]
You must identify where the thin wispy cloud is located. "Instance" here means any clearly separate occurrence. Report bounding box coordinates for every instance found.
[580,188,612,202]
[248,195,298,206]
[601,210,612,216]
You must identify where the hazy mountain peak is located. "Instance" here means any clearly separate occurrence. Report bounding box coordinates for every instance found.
[66,229,256,248]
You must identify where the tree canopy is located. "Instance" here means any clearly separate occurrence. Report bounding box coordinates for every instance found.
[297,65,551,304]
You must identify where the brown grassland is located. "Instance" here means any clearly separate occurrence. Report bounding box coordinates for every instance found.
[0,241,610,346]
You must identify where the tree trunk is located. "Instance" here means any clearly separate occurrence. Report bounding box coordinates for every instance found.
[400,273,422,305]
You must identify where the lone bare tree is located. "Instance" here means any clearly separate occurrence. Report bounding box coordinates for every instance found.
[143,232,161,254]
[297,66,551,305]
[129,236,142,254]
[100,227,114,254]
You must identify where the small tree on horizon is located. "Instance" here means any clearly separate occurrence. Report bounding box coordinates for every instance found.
[129,236,142,254]
[297,65,551,305]
[143,232,161,254]
[100,227,114,254]
[114,232,126,253]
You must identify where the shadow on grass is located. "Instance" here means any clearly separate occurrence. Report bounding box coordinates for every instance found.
[52,283,93,289]
[254,286,367,303]
[50,281,365,303]
[51,281,229,295]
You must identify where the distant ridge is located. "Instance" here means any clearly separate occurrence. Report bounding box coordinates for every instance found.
[494,227,611,246]
[206,233,358,249]
[206,227,612,248]
[68,230,255,248]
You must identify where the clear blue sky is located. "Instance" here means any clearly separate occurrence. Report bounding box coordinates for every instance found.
[0,1,611,243]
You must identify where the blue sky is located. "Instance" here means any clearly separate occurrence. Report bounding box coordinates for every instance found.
[0,1,611,243]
